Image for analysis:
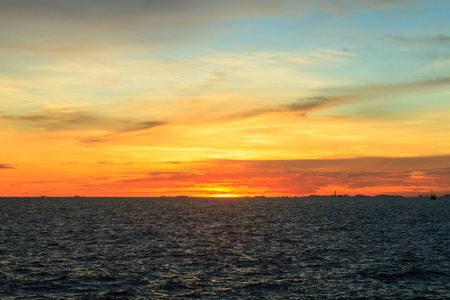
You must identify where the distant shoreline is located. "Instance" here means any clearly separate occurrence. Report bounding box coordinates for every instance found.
[1,195,449,199]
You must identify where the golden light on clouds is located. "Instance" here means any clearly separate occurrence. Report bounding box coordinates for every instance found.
[1,0,449,197]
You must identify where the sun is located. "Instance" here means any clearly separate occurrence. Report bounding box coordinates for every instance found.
[214,194,237,198]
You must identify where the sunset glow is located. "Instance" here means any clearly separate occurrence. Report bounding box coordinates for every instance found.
[1,0,449,197]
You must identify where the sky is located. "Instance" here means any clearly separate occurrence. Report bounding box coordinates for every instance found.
[1,0,449,197]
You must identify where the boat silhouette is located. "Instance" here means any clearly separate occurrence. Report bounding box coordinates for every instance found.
[430,191,437,200]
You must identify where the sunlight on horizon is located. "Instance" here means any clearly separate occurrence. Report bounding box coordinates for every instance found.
[0,0,449,197]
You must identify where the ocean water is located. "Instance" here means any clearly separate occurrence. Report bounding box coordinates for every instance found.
[0,196,448,299]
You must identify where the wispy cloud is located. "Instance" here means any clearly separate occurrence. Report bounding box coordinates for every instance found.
[211,76,450,122]
[0,108,165,134]
[0,164,14,169]
[0,0,283,55]
[285,95,358,113]
[281,77,450,118]
[0,0,425,55]
[80,155,450,196]
[231,155,450,173]
[386,34,450,44]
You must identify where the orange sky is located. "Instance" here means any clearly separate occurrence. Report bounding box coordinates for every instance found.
[1,1,450,197]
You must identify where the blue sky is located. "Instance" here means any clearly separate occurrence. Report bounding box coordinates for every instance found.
[1,0,449,196]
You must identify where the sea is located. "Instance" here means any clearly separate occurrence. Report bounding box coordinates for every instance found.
[0,196,448,299]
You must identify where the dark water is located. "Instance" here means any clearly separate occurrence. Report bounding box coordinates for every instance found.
[0,197,449,299]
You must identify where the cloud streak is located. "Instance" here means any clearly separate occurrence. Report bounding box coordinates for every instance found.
[214,76,450,123]
[79,155,450,196]
[0,0,283,55]
[386,34,450,44]
[0,108,165,134]
[1,0,449,197]
[0,164,14,169]
[0,0,427,55]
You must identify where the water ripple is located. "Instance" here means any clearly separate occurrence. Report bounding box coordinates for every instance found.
[0,196,448,299]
